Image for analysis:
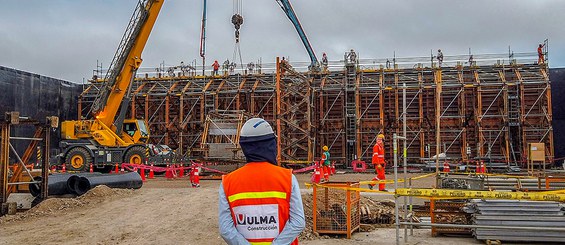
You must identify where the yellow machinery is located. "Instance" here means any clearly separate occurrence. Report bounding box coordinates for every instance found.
[59,0,164,171]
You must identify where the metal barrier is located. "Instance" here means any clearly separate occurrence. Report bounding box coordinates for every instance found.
[313,182,360,238]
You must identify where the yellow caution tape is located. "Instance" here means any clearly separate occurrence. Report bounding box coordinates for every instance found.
[305,183,395,195]
[447,172,538,179]
[303,172,565,201]
[358,172,436,185]
[395,188,565,202]
[305,182,565,201]
[284,160,312,164]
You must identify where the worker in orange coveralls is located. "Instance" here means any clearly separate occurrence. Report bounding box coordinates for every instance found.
[369,134,386,191]
[538,43,545,64]
[190,163,200,188]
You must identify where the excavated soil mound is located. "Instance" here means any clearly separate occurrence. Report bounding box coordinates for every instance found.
[79,185,133,201]
[0,185,134,224]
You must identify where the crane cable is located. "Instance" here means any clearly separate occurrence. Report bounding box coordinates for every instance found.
[232,0,244,71]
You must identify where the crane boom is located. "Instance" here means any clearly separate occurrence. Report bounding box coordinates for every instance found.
[91,0,164,127]
[60,0,165,172]
[275,0,319,70]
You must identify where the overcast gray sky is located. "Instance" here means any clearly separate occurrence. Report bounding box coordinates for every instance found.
[1,0,564,83]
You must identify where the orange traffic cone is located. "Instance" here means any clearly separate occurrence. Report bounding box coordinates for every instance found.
[62,163,66,173]
[114,163,119,174]
[51,165,57,173]
[165,165,173,179]
[89,163,94,173]
[178,164,184,177]
[140,168,146,182]
[443,162,450,173]
[311,167,321,184]
[148,163,155,179]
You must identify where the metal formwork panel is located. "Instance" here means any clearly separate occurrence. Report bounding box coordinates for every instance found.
[78,54,553,168]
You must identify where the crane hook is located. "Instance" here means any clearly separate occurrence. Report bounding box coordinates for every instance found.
[231,14,243,43]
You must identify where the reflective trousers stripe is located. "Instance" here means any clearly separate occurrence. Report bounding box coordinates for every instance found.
[250,242,272,245]
[228,191,287,202]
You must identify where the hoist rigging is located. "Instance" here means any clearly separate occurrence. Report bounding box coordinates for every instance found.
[229,0,319,71]
[199,0,207,75]
[231,0,244,71]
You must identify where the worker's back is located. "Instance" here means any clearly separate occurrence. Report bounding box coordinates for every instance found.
[222,162,295,244]
[223,162,292,197]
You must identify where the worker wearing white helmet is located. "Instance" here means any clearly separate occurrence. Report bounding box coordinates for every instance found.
[219,118,305,245]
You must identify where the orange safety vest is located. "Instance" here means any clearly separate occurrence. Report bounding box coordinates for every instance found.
[223,162,297,245]
[372,142,385,166]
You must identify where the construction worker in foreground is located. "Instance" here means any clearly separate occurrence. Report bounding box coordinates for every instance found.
[219,118,305,245]
[369,134,386,191]
[321,145,330,182]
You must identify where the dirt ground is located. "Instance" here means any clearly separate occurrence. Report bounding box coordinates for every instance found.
[0,173,482,245]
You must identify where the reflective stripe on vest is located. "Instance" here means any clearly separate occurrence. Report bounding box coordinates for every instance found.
[228,191,287,202]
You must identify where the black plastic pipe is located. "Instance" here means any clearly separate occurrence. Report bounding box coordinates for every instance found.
[30,172,136,197]
[73,172,143,196]
[29,174,73,197]
[66,173,103,194]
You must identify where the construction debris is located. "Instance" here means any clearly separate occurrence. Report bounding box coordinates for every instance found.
[359,198,395,225]
[299,193,396,241]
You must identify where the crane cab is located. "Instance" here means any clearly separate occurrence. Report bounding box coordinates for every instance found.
[122,119,149,144]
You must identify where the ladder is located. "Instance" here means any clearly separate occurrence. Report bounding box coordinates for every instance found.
[345,64,357,164]
[507,84,522,166]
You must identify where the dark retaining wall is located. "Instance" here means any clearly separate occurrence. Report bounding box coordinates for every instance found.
[550,68,565,166]
[0,66,82,161]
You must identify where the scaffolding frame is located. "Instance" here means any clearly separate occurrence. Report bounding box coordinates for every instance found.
[1,112,57,213]
[78,52,553,168]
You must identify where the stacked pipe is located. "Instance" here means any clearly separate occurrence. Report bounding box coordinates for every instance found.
[29,172,143,197]
[438,175,565,191]
[483,177,565,191]
[464,199,565,242]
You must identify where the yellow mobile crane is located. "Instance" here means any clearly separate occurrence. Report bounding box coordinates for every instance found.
[59,0,164,171]
[59,0,318,171]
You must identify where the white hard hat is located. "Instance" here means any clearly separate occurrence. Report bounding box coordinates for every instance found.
[239,118,275,143]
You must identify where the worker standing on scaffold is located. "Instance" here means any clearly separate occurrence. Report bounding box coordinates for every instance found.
[538,43,546,64]
[321,53,328,71]
[212,60,220,76]
[321,145,330,182]
[369,134,386,191]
